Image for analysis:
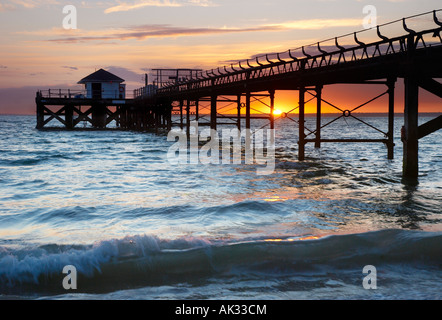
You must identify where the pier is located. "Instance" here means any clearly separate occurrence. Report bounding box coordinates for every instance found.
[36,10,442,180]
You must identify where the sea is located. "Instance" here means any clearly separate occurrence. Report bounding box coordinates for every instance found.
[0,114,440,300]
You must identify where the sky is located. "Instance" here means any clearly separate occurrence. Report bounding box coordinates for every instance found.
[0,0,441,114]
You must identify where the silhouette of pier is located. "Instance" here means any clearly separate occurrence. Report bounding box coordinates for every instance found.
[36,10,442,180]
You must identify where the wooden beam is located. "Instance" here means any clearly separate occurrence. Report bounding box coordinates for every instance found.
[105,107,122,126]
[199,98,239,102]
[418,115,442,139]
[43,106,67,126]
[418,78,442,99]
[217,115,270,120]
[305,138,389,143]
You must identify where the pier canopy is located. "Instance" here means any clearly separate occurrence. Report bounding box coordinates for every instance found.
[78,69,126,99]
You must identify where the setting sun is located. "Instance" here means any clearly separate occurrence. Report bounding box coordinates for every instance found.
[273,109,283,116]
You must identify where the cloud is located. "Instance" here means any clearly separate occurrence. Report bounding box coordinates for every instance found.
[45,17,364,43]
[0,0,60,10]
[271,18,363,30]
[62,66,78,70]
[47,24,283,42]
[0,3,15,11]
[104,0,215,14]
[105,66,145,83]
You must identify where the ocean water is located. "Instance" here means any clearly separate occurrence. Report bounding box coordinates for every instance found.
[0,114,440,300]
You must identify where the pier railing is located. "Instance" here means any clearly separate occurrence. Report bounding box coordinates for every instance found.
[150,10,442,96]
[38,89,87,99]
[38,89,134,99]
[133,85,158,99]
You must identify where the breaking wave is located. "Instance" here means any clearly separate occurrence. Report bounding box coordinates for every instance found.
[1,229,440,296]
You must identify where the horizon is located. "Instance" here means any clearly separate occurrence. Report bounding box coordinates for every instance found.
[2,112,441,117]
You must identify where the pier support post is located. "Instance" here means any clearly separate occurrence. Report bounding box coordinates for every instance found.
[36,99,44,129]
[119,106,123,129]
[145,106,150,131]
[116,106,120,128]
[179,100,184,130]
[162,110,167,129]
[211,94,217,131]
[245,92,252,164]
[157,109,162,133]
[145,108,150,129]
[403,76,419,180]
[186,100,191,137]
[245,92,251,130]
[298,87,306,161]
[65,104,73,129]
[269,89,275,130]
[125,106,129,129]
[136,108,141,131]
[237,95,242,131]
[195,99,199,122]
[150,108,155,129]
[92,104,107,128]
[126,108,131,129]
[387,78,396,160]
[167,104,172,131]
[156,110,160,131]
[315,85,322,148]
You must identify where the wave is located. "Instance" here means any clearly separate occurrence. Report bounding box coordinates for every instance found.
[0,229,440,296]
[1,154,73,166]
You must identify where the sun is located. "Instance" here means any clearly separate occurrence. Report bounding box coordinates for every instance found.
[272,109,283,116]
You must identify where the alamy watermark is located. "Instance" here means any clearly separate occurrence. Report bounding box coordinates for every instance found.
[62,265,77,290]
[362,265,377,289]
[167,121,275,175]
[362,5,377,29]
[63,5,77,30]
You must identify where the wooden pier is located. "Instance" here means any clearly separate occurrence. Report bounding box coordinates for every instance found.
[36,10,442,181]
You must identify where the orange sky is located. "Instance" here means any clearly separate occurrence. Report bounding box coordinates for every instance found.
[0,1,441,115]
